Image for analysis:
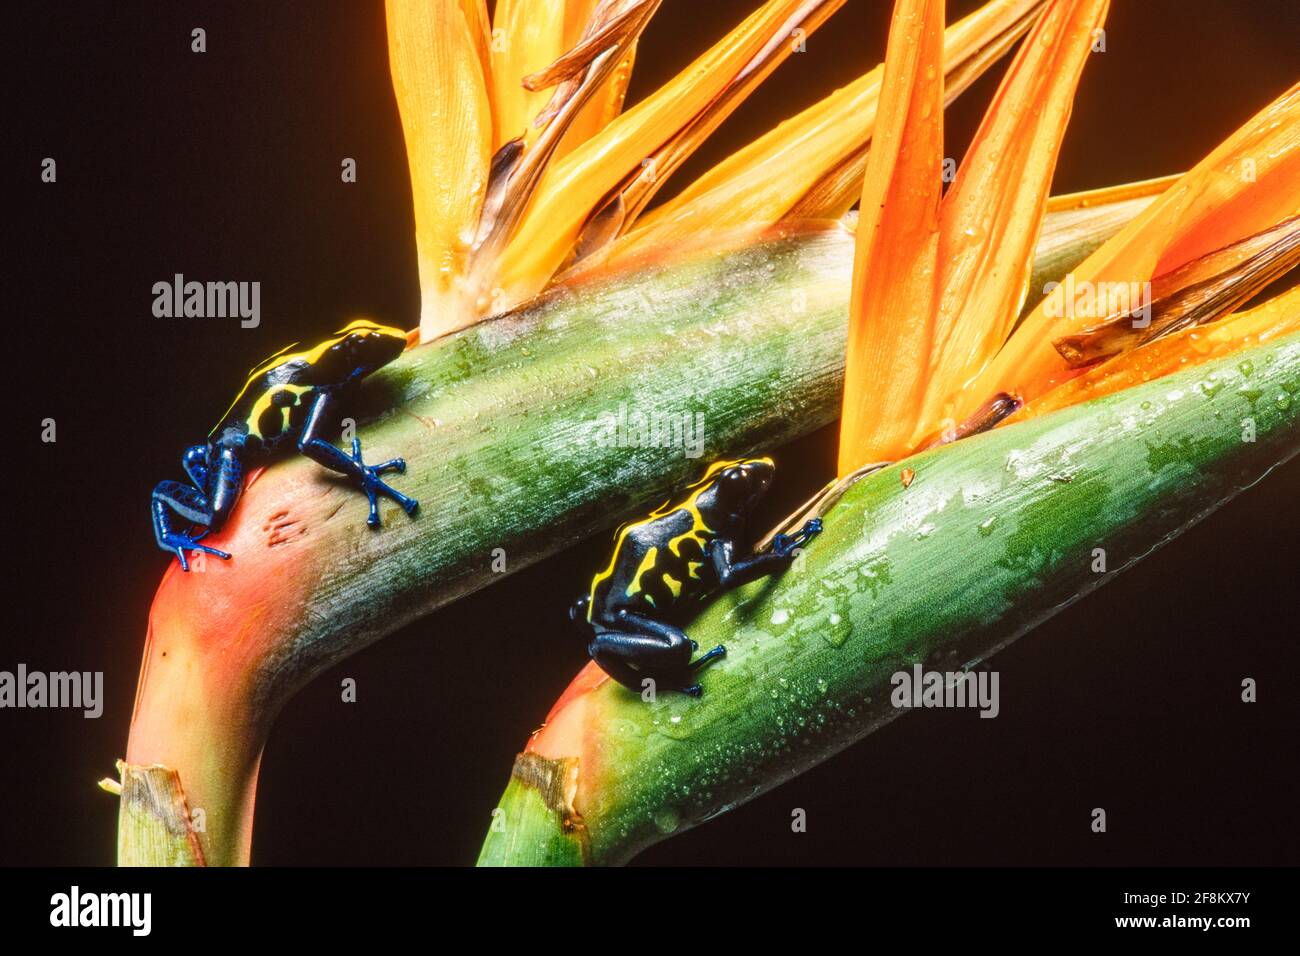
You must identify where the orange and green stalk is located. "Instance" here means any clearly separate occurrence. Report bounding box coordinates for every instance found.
[479,0,1300,866]
[115,0,1298,866]
[116,199,1145,866]
[480,329,1300,866]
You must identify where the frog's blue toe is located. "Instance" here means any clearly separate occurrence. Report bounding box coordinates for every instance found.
[771,533,796,557]
[161,533,231,572]
[771,518,821,557]
[349,439,419,527]
[690,644,726,669]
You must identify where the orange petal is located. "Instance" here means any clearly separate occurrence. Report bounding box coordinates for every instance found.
[466,1,658,313]
[838,0,945,475]
[491,0,569,147]
[461,0,493,98]
[1022,174,1180,325]
[1051,214,1300,366]
[387,0,494,341]
[1044,172,1182,213]
[957,79,1300,419]
[920,0,1109,436]
[621,0,1046,258]
[492,0,847,310]
[555,2,639,159]
[1014,282,1300,421]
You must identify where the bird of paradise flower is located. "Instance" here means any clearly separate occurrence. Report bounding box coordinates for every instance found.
[115,0,1299,866]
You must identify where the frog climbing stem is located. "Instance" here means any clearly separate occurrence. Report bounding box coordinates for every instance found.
[149,321,419,570]
[572,458,821,697]
[479,332,1300,866]
[119,197,1150,865]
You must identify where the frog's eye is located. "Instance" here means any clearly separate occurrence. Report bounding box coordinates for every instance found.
[719,468,757,498]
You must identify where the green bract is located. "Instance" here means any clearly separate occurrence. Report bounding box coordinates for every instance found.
[480,330,1300,865]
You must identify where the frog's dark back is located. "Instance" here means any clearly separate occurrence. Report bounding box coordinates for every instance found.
[589,506,713,618]
[586,459,772,620]
[209,320,406,457]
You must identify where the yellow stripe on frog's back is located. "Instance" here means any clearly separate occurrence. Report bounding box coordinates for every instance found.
[210,320,403,438]
[626,547,659,599]
[246,383,312,439]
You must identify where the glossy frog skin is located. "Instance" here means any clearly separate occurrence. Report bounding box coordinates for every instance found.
[150,319,419,570]
[571,458,822,696]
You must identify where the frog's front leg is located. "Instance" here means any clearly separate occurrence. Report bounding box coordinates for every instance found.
[296,390,419,527]
[589,611,725,698]
[707,518,822,588]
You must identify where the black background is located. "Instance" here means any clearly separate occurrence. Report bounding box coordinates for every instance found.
[5,0,1298,867]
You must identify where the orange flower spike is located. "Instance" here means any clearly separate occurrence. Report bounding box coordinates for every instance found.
[494,0,846,308]
[623,0,1046,254]
[959,80,1300,418]
[386,0,494,341]
[491,0,561,148]
[837,0,944,476]
[921,0,1108,434]
[1149,91,1300,280]
[460,0,493,95]
[555,1,639,160]
[491,0,605,149]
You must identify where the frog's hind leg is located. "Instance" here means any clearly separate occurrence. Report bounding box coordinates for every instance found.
[151,480,232,571]
[589,613,725,697]
[689,644,726,669]
[587,634,647,695]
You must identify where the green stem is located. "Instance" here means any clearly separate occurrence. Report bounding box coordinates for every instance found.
[479,330,1300,866]
[119,200,1149,866]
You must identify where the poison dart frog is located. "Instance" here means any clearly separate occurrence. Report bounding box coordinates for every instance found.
[570,458,821,697]
[150,319,418,570]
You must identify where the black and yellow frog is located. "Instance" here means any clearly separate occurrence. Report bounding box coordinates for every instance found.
[571,458,821,697]
[150,319,418,570]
